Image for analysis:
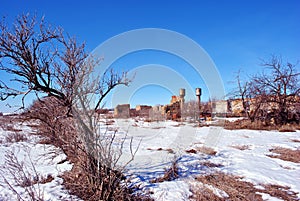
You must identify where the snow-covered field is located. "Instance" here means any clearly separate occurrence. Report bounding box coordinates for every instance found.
[1,116,299,200]
[116,118,300,200]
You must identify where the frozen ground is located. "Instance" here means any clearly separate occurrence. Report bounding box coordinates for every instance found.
[0,116,299,200]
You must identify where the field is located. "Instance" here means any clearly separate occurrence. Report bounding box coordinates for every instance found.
[0,115,299,200]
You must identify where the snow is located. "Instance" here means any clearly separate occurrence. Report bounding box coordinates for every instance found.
[0,124,76,200]
[115,119,300,200]
[1,117,299,200]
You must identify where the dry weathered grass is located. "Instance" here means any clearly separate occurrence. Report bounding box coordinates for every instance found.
[278,124,297,132]
[147,147,175,154]
[200,161,223,168]
[190,172,299,201]
[5,132,28,143]
[223,119,300,131]
[263,184,299,201]
[186,146,217,156]
[151,159,179,183]
[224,119,278,130]
[268,147,300,163]
[0,116,28,143]
[291,139,300,143]
[230,144,251,151]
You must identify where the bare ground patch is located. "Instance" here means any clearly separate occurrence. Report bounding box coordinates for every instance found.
[268,147,300,163]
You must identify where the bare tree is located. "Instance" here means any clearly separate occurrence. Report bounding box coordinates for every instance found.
[253,55,300,124]
[0,14,76,110]
[231,56,299,125]
[0,14,130,113]
[0,14,139,200]
[230,70,266,122]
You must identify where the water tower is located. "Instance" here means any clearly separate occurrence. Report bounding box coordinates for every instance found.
[196,88,201,115]
[179,88,185,110]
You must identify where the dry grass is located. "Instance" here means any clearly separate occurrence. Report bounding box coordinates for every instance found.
[224,119,278,130]
[278,124,297,132]
[190,172,299,201]
[186,146,217,156]
[151,158,179,183]
[224,119,300,131]
[200,161,223,168]
[230,144,251,151]
[291,139,300,143]
[268,147,300,163]
[147,147,174,154]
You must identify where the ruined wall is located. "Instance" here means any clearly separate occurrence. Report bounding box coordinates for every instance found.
[114,104,130,118]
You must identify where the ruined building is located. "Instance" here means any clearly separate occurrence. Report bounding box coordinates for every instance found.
[114,104,130,118]
[165,89,185,120]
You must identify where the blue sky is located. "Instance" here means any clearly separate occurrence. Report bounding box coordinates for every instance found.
[0,0,300,112]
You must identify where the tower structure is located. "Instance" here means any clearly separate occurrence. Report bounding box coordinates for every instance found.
[179,88,185,110]
[196,88,201,118]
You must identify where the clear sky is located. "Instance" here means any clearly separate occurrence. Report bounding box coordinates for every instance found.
[0,0,299,112]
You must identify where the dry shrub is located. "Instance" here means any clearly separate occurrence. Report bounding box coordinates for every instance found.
[0,151,45,200]
[62,152,130,200]
[5,132,28,143]
[24,97,79,161]
[268,147,300,163]
[191,172,299,201]
[0,115,23,131]
[24,97,147,200]
[151,158,179,183]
